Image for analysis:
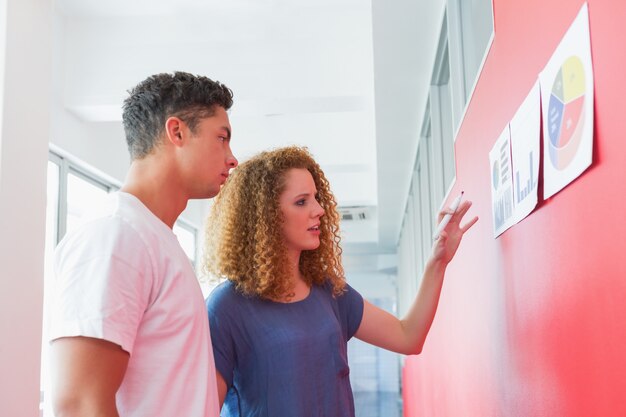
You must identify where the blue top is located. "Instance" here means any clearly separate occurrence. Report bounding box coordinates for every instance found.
[206,280,364,417]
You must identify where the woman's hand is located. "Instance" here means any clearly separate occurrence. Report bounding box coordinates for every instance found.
[430,200,478,266]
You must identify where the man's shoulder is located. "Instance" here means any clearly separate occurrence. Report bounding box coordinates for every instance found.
[59,213,140,247]
[59,192,173,253]
[54,201,152,270]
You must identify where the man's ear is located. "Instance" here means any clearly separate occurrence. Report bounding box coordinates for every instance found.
[164,117,185,146]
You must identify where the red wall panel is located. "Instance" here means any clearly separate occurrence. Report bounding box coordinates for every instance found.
[403,1,626,416]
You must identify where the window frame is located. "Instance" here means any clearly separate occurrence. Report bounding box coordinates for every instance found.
[447,0,495,137]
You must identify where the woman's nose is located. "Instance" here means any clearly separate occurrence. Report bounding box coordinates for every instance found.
[313,200,325,218]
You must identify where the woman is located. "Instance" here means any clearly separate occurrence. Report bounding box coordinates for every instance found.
[204,146,477,416]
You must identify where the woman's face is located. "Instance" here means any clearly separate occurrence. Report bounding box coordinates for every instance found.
[278,168,325,256]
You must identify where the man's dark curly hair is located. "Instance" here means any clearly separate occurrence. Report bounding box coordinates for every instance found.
[122,71,233,159]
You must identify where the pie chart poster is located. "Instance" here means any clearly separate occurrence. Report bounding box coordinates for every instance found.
[539,2,594,199]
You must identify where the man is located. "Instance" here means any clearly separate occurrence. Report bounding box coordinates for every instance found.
[49,72,237,417]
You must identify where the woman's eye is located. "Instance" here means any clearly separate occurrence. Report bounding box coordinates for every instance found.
[296,199,305,206]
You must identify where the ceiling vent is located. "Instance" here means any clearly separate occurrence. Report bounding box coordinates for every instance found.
[338,206,370,222]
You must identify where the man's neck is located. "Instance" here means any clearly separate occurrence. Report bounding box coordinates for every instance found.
[121,156,188,228]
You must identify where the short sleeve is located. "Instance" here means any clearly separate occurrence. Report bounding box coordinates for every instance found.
[206,282,237,388]
[336,283,364,340]
[50,218,152,354]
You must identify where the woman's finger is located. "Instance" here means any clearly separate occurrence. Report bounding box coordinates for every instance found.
[460,215,479,233]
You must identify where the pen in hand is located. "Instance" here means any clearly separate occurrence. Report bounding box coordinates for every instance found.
[432,191,464,240]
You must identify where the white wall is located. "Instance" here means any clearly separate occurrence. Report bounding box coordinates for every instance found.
[0,0,53,415]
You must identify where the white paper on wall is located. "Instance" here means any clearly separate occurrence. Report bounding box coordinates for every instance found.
[539,2,594,199]
[510,81,541,224]
[489,125,515,237]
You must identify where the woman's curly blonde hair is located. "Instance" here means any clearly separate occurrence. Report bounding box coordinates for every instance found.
[203,146,345,300]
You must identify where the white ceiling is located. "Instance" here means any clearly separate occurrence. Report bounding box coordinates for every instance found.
[53,0,446,256]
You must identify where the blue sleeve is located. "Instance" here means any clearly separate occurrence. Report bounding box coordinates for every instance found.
[206,282,237,388]
[336,283,364,340]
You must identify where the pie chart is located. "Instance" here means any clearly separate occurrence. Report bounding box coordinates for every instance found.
[547,55,586,170]
[492,160,500,190]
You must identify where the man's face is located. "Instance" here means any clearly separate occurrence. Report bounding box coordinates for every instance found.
[181,106,237,199]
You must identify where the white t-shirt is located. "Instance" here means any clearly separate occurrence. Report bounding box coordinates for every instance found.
[50,192,219,417]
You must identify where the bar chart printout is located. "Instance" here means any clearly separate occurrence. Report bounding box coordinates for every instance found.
[516,153,535,202]
[489,125,515,237]
[510,81,540,224]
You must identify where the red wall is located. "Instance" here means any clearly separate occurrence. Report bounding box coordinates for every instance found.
[403,1,626,416]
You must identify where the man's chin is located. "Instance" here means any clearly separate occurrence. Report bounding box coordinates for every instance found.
[190,187,219,200]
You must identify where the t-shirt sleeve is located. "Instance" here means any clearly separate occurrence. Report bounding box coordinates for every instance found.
[50,218,153,354]
[336,283,364,340]
[206,283,237,388]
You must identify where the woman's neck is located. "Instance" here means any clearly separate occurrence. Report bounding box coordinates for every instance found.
[280,248,310,302]
[286,248,302,282]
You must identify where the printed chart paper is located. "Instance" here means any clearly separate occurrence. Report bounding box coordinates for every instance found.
[539,2,594,198]
[489,125,515,237]
[510,81,541,223]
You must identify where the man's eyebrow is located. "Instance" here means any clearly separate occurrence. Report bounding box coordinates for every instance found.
[220,126,231,140]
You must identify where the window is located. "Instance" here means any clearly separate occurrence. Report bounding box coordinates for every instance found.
[397,211,416,317]
[65,170,110,234]
[447,0,495,128]
[431,21,457,195]
[417,139,433,265]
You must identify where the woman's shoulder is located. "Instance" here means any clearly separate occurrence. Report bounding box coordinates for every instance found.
[318,278,356,296]
[205,280,242,309]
